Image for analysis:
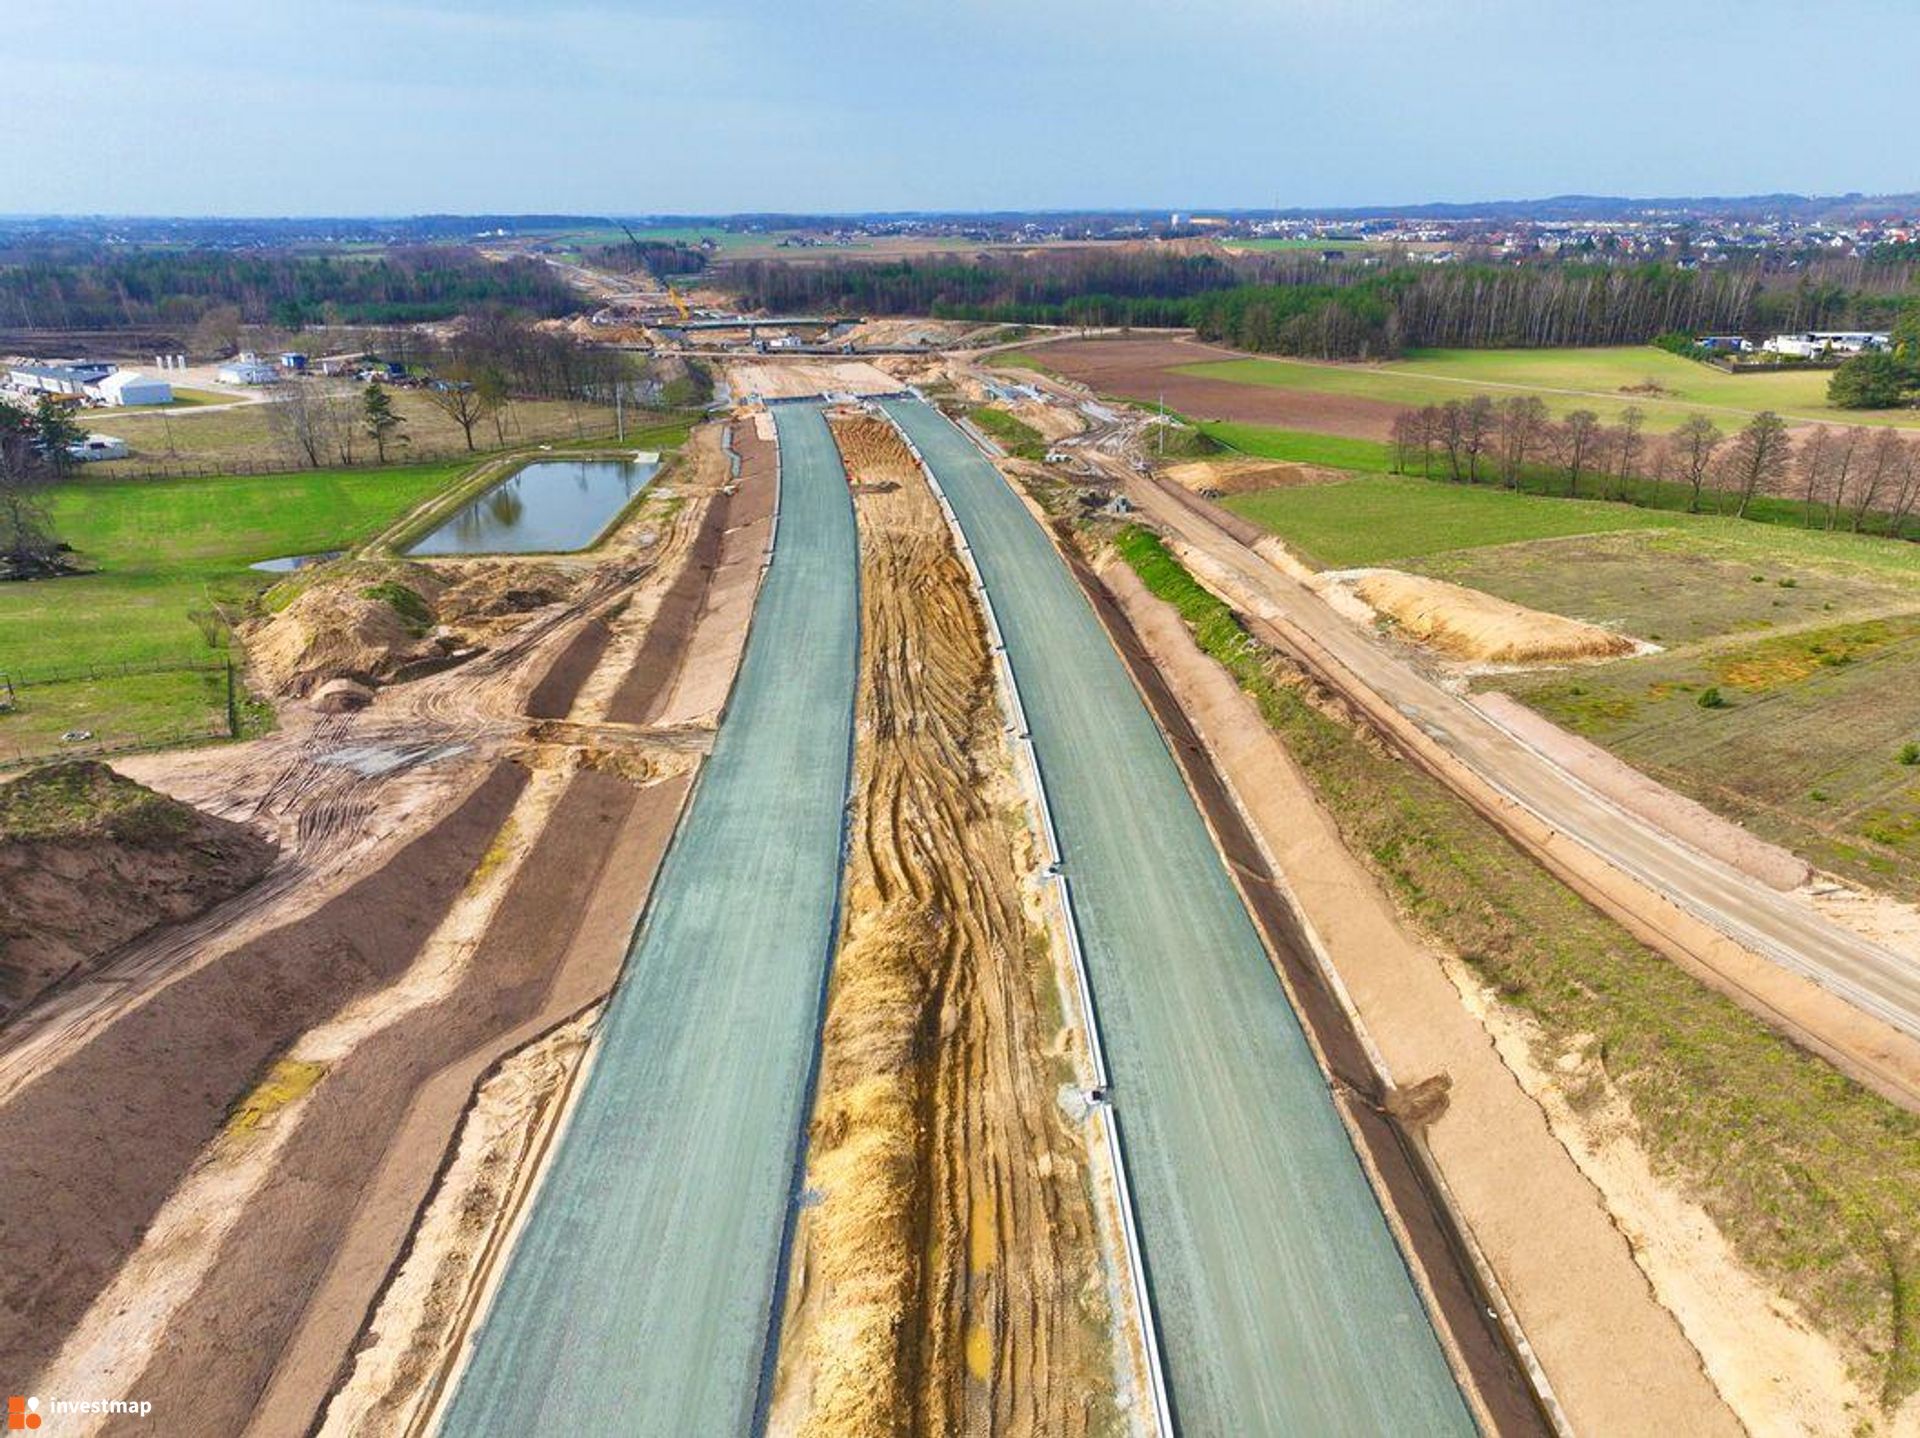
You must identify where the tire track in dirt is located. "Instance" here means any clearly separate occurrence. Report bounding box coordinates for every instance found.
[771,416,1112,1438]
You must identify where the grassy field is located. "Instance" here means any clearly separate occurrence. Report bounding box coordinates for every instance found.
[85,390,624,476]
[1194,421,1397,472]
[1223,473,1673,567]
[1500,609,1920,899]
[1412,527,1920,645]
[1177,345,1920,433]
[0,462,468,757]
[969,405,1048,460]
[1112,525,1920,1408]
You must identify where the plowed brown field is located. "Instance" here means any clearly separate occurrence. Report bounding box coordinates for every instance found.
[1032,336,1401,440]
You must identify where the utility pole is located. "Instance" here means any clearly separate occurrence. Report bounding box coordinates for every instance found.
[615,379,626,443]
[1158,390,1166,458]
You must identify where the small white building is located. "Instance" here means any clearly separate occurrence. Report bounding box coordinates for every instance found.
[93,371,172,407]
[216,352,281,385]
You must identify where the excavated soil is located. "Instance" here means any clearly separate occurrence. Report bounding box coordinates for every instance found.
[0,762,528,1385]
[0,762,277,1022]
[100,765,689,1437]
[771,417,1110,1438]
[1032,336,1403,440]
[1340,569,1641,664]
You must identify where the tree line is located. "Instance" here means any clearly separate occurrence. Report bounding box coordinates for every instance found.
[0,247,579,332]
[724,247,1918,361]
[1388,398,1920,535]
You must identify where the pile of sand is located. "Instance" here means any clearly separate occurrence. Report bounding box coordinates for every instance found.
[0,761,276,1021]
[1163,456,1344,496]
[1344,570,1640,664]
[247,567,449,697]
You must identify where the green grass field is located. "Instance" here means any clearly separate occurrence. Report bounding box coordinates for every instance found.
[1178,345,1920,433]
[0,462,467,756]
[1194,422,1397,472]
[969,405,1048,460]
[1222,473,1673,567]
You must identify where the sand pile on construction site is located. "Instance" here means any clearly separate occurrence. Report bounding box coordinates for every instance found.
[1163,456,1341,495]
[1346,570,1639,664]
[247,565,450,697]
[0,761,275,1022]
[795,899,940,1438]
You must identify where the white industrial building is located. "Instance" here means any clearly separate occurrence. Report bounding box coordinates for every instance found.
[94,371,172,406]
[216,352,281,385]
[7,361,116,397]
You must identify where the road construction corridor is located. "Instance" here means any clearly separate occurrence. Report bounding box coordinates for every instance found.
[440,403,859,1434]
[882,397,1473,1434]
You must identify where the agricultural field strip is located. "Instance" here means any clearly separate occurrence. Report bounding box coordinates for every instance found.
[439,403,859,1434]
[881,397,1472,1434]
[1137,483,1920,1043]
[1176,348,1920,432]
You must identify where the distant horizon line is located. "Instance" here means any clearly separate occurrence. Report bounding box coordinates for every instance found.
[5,189,1920,226]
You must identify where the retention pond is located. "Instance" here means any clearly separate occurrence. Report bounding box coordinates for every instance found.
[405,457,657,557]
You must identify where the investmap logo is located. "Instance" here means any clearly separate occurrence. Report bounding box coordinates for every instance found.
[9,1394,154,1427]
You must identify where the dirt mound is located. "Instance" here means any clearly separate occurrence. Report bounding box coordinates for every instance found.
[248,567,449,697]
[1163,456,1343,495]
[1346,570,1640,663]
[0,761,276,1022]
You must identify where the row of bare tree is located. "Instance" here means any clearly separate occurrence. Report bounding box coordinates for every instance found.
[1388,398,1920,535]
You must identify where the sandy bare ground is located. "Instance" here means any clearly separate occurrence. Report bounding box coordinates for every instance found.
[1332,569,1642,664]
[1160,455,1344,494]
[1102,557,1747,1436]
[1029,335,1403,441]
[729,359,907,401]
[769,417,1113,1438]
[5,422,778,1434]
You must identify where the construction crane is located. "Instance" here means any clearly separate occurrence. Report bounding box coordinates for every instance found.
[622,223,691,323]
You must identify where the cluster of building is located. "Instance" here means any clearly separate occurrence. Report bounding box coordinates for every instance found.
[1695,331,1894,359]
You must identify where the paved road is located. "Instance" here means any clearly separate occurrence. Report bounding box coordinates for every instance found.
[883,398,1472,1436]
[1128,476,1920,1048]
[441,403,858,1435]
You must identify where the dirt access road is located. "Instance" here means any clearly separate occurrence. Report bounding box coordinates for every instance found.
[1128,475,1920,1108]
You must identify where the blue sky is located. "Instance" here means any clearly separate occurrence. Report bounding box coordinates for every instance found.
[7,0,1915,215]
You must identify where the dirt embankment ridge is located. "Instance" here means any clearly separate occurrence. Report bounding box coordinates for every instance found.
[1337,569,1641,664]
[0,761,276,1022]
[771,416,1112,1437]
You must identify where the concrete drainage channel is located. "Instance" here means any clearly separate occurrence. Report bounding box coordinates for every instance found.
[901,420,1175,1436]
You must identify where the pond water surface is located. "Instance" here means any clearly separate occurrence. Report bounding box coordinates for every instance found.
[405,458,657,557]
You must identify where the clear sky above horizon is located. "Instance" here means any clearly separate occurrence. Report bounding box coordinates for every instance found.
[7,0,1915,216]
